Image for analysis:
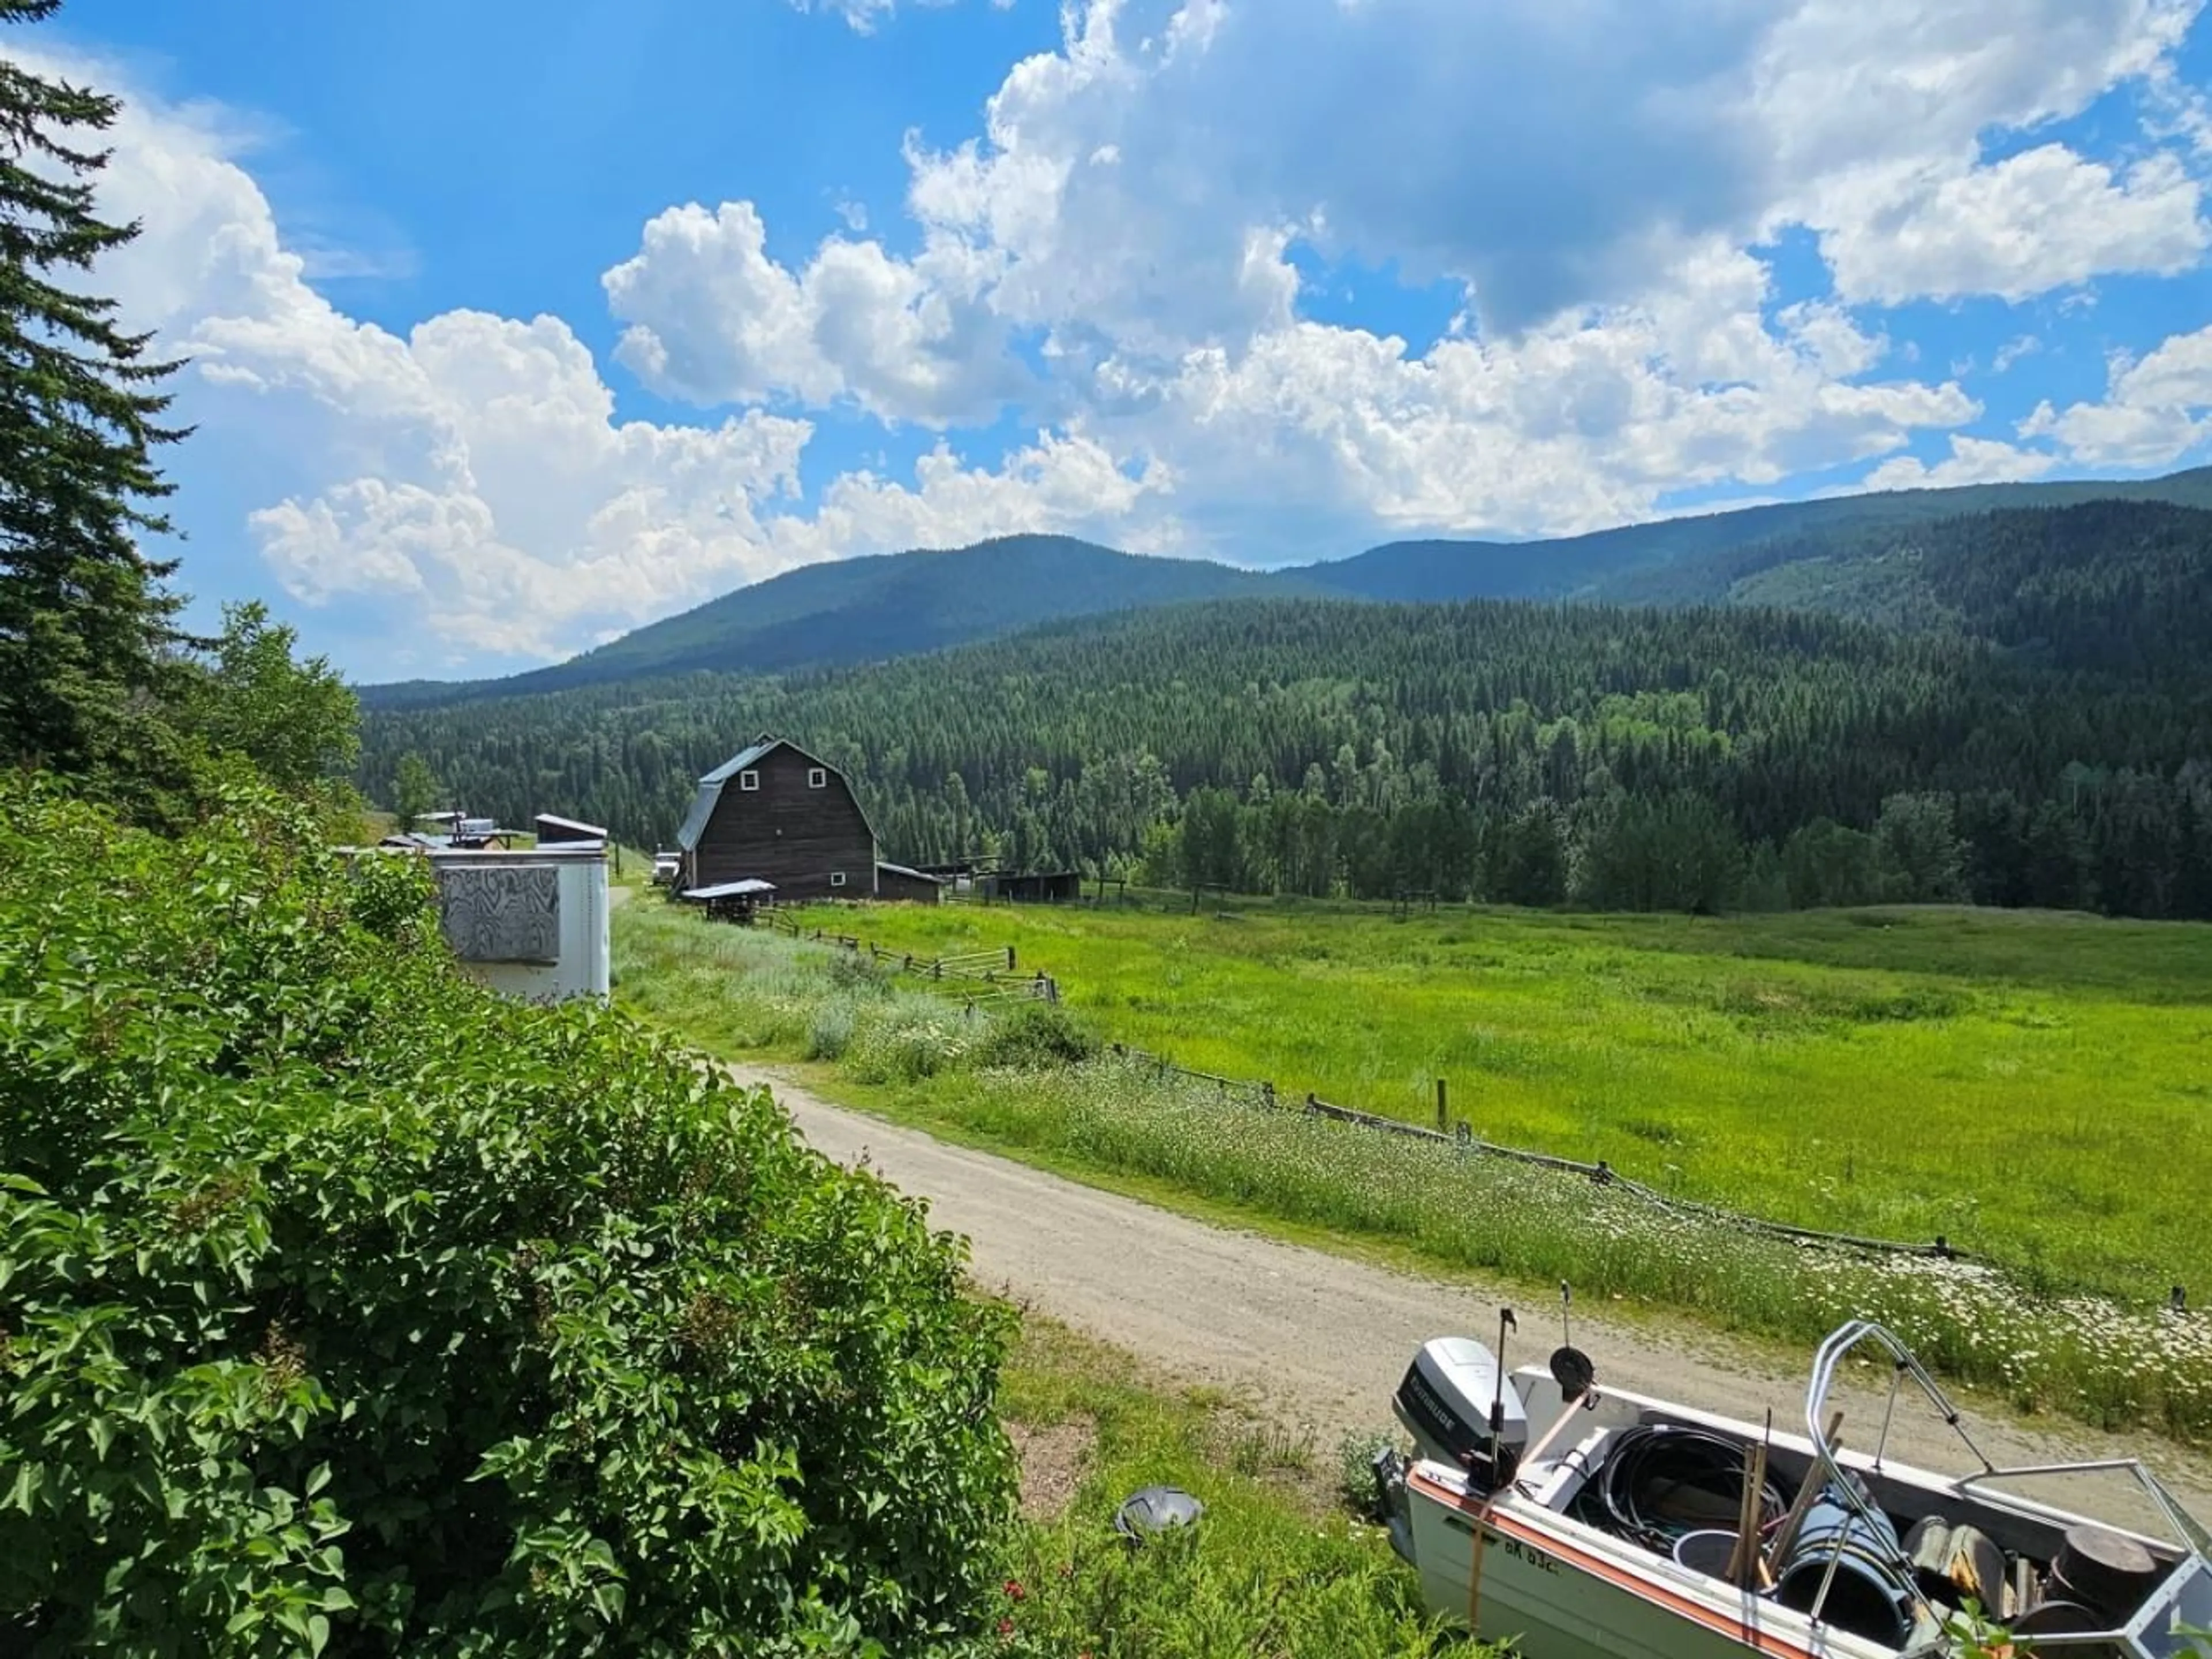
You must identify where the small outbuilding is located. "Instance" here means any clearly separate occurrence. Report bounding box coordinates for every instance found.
[534,812,607,846]
[348,830,609,1003]
[681,877,776,925]
[980,869,1085,904]
[875,861,945,904]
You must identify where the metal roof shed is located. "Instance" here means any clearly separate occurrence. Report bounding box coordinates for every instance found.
[681,879,778,901]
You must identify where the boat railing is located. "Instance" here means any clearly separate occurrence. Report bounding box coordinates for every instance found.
[1802,1320,2212,1639]
[1956,1463,2212,1563]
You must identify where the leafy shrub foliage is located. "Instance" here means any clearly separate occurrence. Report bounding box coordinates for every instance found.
[972,1002,1099,1071]
[0,780,1016,1656]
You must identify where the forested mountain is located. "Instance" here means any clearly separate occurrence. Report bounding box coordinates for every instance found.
[365,535,1323,707]
[1323,467,2212,604]
[362,468,2212,704]
[1603,499,2212,661]
[360,500,2212,922]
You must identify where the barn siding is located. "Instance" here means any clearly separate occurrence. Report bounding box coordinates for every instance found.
[690,744,876,901]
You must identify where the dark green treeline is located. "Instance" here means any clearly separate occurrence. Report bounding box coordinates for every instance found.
[361,504,2212,921]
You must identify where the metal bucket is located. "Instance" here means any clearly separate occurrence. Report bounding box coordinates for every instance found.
[1774,1493,1916,1647]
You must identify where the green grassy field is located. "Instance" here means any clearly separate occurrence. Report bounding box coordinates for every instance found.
[781,896,2212,1305]
[615,898,2212,1437]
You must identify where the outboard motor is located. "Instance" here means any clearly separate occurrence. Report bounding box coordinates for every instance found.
[1392,1336,1529,1493]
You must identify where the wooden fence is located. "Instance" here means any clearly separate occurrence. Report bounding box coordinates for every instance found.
[1106,1042,1978,1264]
[749,921,1990,1272]
[764,912,1060,1007]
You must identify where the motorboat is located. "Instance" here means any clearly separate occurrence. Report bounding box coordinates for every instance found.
[1371,1315,2212,1657]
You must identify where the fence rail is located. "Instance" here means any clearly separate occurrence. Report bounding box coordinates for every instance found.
[751,917,1980,1268]
[763,912,1059,1007]
[1106,1042,1975,1264]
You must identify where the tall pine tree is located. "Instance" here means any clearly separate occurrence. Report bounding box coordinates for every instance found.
[0,0,190,784]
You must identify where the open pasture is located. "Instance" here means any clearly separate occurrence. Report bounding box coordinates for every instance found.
[785,897,2212,1306]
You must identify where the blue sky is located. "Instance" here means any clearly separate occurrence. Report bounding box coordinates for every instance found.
[22,0,2212,680]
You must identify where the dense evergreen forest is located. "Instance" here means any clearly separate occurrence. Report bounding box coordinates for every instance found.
[359,501,2212,921]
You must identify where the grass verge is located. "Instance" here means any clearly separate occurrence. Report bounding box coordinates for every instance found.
[613,900,2212,1441]
[990,1312,1461,1657]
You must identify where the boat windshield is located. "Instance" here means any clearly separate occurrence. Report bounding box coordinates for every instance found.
[1806,1321,2212,1560]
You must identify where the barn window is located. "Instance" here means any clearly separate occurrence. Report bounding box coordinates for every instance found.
[830,870,847,888]
[739,770,760,791]
[808,767,827,789]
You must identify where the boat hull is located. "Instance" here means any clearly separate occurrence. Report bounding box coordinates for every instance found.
[1403,1464,1876,1659]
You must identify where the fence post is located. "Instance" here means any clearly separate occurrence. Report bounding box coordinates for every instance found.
[1007,945,1017,973]
[1435,1077,1448,1134]
[1262,1081,1276,1109]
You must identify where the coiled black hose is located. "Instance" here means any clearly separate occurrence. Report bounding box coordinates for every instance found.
[1588,1425,1796,1555]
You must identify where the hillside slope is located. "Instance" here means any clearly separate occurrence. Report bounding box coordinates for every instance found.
[362,467,2212,708]
[1604,498,2212,667]
[365,536,1320,708]
[1310,467,2212,604]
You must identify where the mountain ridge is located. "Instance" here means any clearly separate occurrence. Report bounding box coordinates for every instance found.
[361,466,2212,709]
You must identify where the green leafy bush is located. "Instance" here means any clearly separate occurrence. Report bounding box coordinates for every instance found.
[971,1001,1100,1071]
[0,779,1016,1656]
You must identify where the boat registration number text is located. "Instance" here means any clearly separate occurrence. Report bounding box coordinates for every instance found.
[1438,1513,1563,1576]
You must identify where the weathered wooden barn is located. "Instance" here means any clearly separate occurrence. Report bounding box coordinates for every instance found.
[676,736,880,902]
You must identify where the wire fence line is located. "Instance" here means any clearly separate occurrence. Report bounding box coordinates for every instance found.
[1104,1041,1982,1266]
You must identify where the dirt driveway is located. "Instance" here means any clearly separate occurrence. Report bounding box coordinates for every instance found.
[729,1062,2212,1521]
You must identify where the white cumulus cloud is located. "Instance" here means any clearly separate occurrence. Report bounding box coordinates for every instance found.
[1085,245,1976,548]
[1862,435,2061,492]
[874,0,2207,360]
[43,46,1160,673]
[1806,146,2206,305]
[2021,325,2212,467]
[603,200,1025,427]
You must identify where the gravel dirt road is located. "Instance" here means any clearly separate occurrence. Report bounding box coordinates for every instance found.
[728,1062,2212,1522]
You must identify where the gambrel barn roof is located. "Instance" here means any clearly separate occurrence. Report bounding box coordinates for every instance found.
[674,736,875,852]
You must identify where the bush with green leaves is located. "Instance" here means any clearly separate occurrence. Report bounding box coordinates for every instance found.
[0,779,1016,1657]
[971,1002,1099,1071]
